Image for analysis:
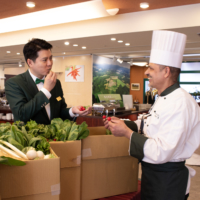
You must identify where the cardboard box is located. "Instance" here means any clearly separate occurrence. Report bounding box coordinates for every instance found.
[50,141,81,200]
[81,127,138,200]
[0,148,60,200]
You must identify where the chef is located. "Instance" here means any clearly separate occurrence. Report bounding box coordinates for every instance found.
[104,30,200,200]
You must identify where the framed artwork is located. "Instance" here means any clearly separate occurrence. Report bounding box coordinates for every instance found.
[131,83,140,90]
[65,65,84,82]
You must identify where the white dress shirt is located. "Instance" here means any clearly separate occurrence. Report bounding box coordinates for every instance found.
[29,70,77,119]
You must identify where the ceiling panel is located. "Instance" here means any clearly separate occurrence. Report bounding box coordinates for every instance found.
[1,0,200,19]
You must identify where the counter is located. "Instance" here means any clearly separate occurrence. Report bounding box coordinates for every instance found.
[0,106,14,123]
[76,109,149,127]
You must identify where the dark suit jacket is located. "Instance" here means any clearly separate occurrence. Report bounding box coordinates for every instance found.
[5,70,73,124]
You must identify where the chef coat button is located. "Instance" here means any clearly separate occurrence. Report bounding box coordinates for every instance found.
[145,122,146,124]
[164,97,166,99]
[154,110,156,113]
[147,125,149,127]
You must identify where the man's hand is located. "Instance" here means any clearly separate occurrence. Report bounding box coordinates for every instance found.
[44,71,57,92]
[104,117,133,139]
[72,106,92,116]
[103,116,119,130]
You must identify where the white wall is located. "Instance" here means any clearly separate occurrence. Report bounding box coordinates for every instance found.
[52,55,93,107]
[0,65,5,89]
[4,67,26,75]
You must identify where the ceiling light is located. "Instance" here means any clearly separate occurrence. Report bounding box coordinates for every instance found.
[65,42,69,45]
[118,40,123,43]
[111,38,116,41]
[140,2,149,9]
[73,44,78,47]
[125,43,130,46]
[82,46,86,49]
[19,61,22,67]
[117,58,123,64]
[63,52,66,54]
[17,53,20,55]
[7,51,11,53]
[131,62,148,66]
[26,2,35,8]
[106,8,119,16]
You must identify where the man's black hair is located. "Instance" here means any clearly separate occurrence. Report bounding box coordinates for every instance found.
[23,38,52,63]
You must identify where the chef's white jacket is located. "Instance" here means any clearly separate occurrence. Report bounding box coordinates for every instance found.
[129,83,200,194]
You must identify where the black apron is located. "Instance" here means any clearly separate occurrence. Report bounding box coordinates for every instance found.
[141,161,189,200]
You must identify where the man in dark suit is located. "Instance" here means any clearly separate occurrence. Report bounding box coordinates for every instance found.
[5,38,91,124]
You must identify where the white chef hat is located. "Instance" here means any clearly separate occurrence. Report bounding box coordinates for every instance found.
[149,30,187,68]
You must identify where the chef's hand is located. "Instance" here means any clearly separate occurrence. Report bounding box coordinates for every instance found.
[44,71,57,92]
[107,117,133,139]
[72,106,92,116]
[103,116,119,130]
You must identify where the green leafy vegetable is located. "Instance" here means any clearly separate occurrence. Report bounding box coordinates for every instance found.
[7,137,24,150]
[28,137,42,148]
[0,156,26,166]
[13,121,25,130]
[77,121,89,140]
[25,120,38,131]
[68,122,79,141]
[36,140,50,155]
[106,129,112,135]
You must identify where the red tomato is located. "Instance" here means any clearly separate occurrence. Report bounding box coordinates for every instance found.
[79,106,85,111]
[107,117,111,121]
[102,115,106,119]
[53,139,57,141]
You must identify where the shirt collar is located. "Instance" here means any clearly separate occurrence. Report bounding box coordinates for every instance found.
[28,69,45,82]
[160,82,180,97]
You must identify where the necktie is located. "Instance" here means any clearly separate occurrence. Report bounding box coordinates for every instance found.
[35,78,44,84]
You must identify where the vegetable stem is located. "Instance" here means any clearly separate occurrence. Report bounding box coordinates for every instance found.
[0,140,28,160]
[0,144,21,159]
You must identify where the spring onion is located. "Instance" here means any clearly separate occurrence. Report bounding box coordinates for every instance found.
[0,140,28,160]
[0,144,21,159]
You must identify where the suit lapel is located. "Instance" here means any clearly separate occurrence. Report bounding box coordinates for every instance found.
[24,70,50,122]
[49,84,57,120]
[24,70,39,98]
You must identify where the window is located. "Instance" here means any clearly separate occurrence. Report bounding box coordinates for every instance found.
[179,62,200,102]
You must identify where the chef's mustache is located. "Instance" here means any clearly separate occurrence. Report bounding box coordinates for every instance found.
[147,75,152,78]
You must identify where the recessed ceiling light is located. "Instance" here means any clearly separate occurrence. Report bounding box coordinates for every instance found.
[19,61,22,67]
[82,46,86,49]
[65,42,69,45]
[118,40,123,43]
[140,2,149,9]
[111,38,116,41]
[63,52,66,54]
[7,51,11,53]
[132,62,148,66]
[17,53,20,55]
[73,44,78,47]
[26,2,35,8]
[125,43,130,46]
